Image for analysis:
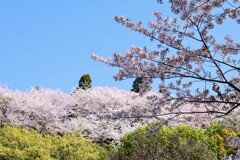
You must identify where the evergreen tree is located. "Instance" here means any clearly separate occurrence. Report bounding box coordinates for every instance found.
[131,77,143,93]
[79,74,92,90]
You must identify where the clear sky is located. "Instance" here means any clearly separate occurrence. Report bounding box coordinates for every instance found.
[0,1,238,93]
[0,0,169,93]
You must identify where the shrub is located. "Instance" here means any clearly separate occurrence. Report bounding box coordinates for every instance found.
[205,122,237,158]
[110,124,217,160]
[218,116,240,136]
[0,125,107,160]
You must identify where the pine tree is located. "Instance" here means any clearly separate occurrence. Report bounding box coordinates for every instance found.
[79,74,92,90]
[131,77,143,93]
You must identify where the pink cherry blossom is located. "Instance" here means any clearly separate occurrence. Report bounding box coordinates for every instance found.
[93,0,240,116]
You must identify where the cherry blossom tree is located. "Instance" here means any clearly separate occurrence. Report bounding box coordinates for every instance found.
[92,0,240,117]
[0,87,70,134]
[1,86,218,144]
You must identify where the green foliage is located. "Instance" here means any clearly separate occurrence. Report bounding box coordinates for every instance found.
[205,122,237,158]
[0,121,238,160]
[0,97,11,127]
[130,77,152,93]
[79,74,92,90]
[110,123,240,160]
[111,124,217,160]
[219,116,240,135]
[0,125,107,160]
[131,77,143,93]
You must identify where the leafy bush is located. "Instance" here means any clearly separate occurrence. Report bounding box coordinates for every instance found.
[0,125,107,160]
[218,116,240,136]
[205,122,237,158]
[110,124,217,160]
[109,123,240,160]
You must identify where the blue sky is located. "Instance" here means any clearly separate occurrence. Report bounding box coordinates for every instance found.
[0,1,238,93]
[0,0,165,93]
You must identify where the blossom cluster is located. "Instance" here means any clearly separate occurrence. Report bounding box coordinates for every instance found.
[93,0,240,115]
[2,87,238,144]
